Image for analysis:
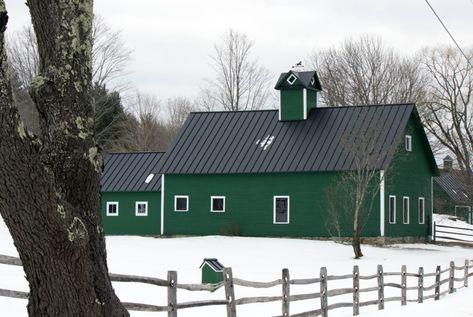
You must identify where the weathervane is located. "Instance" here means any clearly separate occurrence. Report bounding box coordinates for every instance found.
[292,61,304,71]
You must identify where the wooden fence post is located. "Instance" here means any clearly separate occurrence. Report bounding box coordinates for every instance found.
[418,267,423,303]
[433,221,436,241]
[353,265,359,316]
[464,260,469,288]
[435,265,440,300]
[224,267,237,317]
[320,267,328,317]
[377,265,384,310]
[449,261,455,293]
[282,268,290,317]
[167,271,177,317]
[401,265,406,306]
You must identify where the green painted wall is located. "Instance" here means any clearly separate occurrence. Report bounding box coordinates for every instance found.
[280,89,304,121]
[384,116,433,237]
[307,89,317,110]
[101,191,160,235]
[163,171,381,237]
[201,264,224,284]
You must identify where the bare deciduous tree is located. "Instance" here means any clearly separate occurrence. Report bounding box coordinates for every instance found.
[308,35,427,107]
[166,97,195,136]
[420,46,473,178]
[0,1,128,315]
[199,29,271,111]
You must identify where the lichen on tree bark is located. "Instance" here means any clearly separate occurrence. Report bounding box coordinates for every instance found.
[0,1,128,316]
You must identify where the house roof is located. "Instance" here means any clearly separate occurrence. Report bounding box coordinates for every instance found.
[101,152,165,192]
[199,258,225,272]
[159,103,437,175]
[435,171,473,205]
[274,70,322,91]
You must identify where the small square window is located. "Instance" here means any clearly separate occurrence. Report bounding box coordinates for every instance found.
[405,135,412,151]
[107,202,119,216]
[211,196,225,212]
[286,74,297,85]
[135,201,148,216]
[174,195,189,212]
[310,77,315,85]
[274,196,290,224]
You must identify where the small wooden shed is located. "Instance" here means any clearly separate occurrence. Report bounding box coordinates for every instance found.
[200,258,225,284]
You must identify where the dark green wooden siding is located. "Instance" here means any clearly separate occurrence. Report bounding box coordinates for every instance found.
[307,89,317,110]
[280,89,304,121]
[201,264,224,284]
[384,116,432,237]
[101,192,161,235]
[163,172,381,237]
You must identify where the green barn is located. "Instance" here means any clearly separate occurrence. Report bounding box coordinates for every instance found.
[101,69,439,242]
[434,156,473,223]
[156,70,438,242]
[101,152,164,235]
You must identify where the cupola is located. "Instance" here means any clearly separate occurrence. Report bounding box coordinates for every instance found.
[274,69,322,121]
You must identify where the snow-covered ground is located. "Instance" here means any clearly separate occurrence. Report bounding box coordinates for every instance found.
[1,216,472,317]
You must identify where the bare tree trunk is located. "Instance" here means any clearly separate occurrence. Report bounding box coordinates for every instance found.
[0,2,128,316]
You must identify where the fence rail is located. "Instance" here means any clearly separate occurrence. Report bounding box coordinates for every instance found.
[1,255,472,316]
[433,221,473,243]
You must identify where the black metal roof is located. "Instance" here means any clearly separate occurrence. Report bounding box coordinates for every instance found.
[101,152,165,192]
[160,104,421,174]
[199,258,225,272]
[435,171,473,205]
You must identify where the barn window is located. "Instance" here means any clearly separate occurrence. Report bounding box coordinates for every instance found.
[405,135,412,151]
[388,196,396,224]
[403,196,410,224]
[135,201,148,216]
[174,195,189,212]
[274,196,290,224]
[211,196,225,212]
[286,74,297,85]
[106,202,119,216]
[418,197,425,224]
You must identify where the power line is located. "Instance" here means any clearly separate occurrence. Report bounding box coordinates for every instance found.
[424,0,473,68]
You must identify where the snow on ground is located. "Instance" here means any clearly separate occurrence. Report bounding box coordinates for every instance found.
[1,216,473,316]
[433,213,473,242]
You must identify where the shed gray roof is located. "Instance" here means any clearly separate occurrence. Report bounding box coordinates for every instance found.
[274,70,322,91]
[160,104,419,174]
[199,258,225,272]
[435,172,473,205]
[101,152,165,192]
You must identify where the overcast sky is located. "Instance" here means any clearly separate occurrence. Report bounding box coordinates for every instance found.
[4,0,473,103]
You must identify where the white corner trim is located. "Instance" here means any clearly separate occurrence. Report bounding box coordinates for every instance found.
[160,175,165,235]
[380,170,385,236]
[303,88,307,120]
[278,90,282,121]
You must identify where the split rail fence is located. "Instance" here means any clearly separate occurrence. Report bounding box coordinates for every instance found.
[1,254,472,317]
[433,221,473,244]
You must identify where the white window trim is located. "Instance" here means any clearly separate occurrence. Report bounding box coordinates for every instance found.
[174,195,189,212]
[106,201,119,217]
[403,196,410,224]
[286,74,297,85]
[405,135,412,151]
[418,197,425,224]
[388,195,396,224]
[210,196,226,213]
[273,196,290,224]
[135,201,148,216]
[380,170,385,236]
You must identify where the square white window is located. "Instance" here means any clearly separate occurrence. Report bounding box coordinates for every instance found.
[388,196,396,224]
[405,135,412,152]
[211,196,225,212]
[418,197,425,224]
[106,202,119,216]
[274,196,290,224]
[135,201,148,216]
[286,74,297,85]
[174,195,189,212]
[403,196,410,224]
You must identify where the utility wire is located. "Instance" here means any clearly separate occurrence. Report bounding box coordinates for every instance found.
[424,0,473,68]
